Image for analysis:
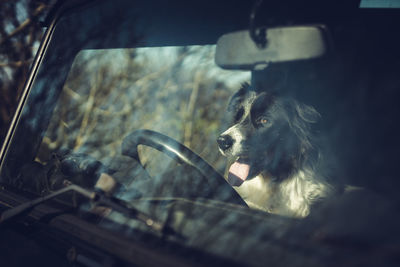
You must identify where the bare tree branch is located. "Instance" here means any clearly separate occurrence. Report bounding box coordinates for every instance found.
[0,1,53,140]
[0,4,46,46]
[0,59,32,68]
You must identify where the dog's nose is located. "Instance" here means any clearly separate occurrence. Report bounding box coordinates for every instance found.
[217,135,234,150]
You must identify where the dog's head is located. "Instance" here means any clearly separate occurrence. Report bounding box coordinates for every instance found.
[218,83,320,186]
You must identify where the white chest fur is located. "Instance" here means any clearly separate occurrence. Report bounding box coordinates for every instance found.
[233,174,275,212]
[232,170,330,218]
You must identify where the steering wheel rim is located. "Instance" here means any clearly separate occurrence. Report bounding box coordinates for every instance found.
[121,129,247,206]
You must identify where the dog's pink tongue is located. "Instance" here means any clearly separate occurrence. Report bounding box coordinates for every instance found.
[228,161,250,186]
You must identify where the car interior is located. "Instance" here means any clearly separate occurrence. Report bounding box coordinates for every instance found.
[1,0,400,266]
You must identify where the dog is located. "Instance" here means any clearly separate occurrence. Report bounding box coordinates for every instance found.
[217,83,334,218]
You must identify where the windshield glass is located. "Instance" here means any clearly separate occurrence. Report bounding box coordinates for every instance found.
[37,46,249,175]
[1,0,400,265]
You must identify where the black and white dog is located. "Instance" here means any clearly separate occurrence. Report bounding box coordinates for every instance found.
[218,83,334,218]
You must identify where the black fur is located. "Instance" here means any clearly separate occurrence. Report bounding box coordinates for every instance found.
[218,83,333,217]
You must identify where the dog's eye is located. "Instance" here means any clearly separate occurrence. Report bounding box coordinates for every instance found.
[255,116,269,126]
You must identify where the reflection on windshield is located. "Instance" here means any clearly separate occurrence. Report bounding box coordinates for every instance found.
[35,45,249,194]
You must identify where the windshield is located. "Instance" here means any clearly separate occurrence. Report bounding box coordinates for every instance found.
[38,46,249,175]
[1,0,400,265]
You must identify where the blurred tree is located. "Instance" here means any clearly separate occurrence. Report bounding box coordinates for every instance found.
[0,0,55,141]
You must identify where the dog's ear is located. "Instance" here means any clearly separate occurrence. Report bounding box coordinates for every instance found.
[227,82,250,111]
[295,102,320,123]
[240,82,251,91]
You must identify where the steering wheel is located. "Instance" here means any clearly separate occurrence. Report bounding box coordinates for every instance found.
[121,129,247,206]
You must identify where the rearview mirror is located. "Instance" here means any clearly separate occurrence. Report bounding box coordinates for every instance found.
[215,25,331,70]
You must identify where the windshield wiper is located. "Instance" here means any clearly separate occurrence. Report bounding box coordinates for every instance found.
[0,184,165,233]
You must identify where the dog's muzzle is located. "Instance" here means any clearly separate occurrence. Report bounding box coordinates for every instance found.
[217,135,234,151]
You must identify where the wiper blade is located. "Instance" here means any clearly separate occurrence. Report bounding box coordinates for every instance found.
[0,184,164,233]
